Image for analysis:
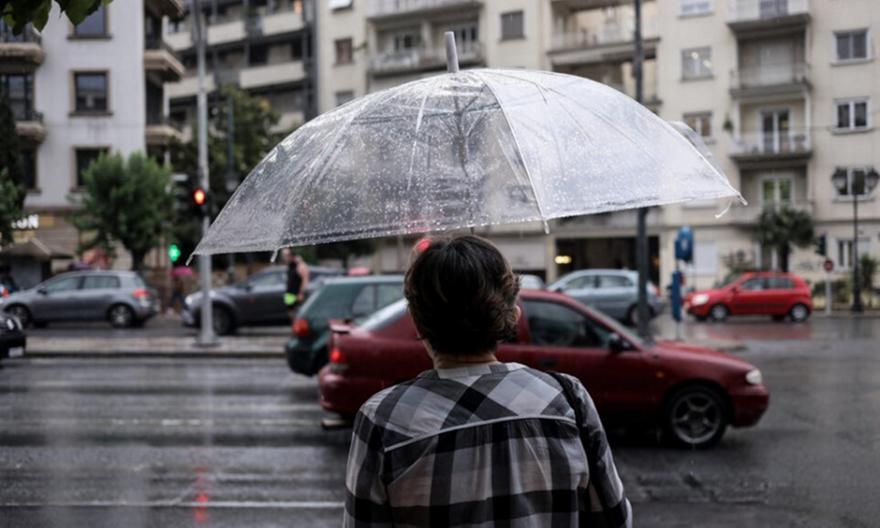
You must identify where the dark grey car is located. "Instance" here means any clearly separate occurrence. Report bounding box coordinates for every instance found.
[182,265,344,335]
[1,271,160,328]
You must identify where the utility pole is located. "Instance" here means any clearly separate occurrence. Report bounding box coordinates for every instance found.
[633,0,651,340]
[225,92,236,285]
[852,194,863,313]
[193,0,216,346]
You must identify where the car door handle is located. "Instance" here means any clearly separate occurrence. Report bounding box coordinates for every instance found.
[538,358,558,369]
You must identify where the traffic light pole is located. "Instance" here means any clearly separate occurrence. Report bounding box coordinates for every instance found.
[634,0,651,341]
[193,1,216,346]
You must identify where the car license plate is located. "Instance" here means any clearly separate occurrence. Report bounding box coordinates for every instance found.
[9,346,23,358]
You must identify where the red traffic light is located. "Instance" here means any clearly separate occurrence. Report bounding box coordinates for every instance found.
[192,187,207,206]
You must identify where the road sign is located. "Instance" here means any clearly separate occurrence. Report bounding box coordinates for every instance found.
[675,226,694,263]
[824,259,834,273]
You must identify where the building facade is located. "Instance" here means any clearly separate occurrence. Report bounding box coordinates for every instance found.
[0,0,184,287]
[164,0,317,139]
[315,0,880,291]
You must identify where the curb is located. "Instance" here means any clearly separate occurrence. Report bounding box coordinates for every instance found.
[23,350,285,359]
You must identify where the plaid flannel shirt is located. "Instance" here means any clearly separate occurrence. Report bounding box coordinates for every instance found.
[344,362,631,527]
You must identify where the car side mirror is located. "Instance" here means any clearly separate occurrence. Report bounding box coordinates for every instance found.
[551,285,565,293]
[36,286,47,295]
[608,332,630,354]
[731,286,740,294]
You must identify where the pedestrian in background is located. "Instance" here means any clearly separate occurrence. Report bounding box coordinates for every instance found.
[283,249,309,322]
[344,235,631,527]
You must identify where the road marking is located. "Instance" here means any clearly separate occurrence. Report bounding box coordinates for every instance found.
[0,500,344,509]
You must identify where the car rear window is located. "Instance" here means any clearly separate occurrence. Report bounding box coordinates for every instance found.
[768,277,794,289]
[359,298,407,331]
[598,275,632,288]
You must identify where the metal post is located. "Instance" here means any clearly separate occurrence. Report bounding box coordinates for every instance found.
[193,0,216,345]
[225,92,236,284]
[674,260,683,341]
[852,196,863,313]
[633,0,650,340]
[825,270,832,315]
[444,31,460,73]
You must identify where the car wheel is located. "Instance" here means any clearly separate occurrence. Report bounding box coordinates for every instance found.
[709,304,729,322]
[108,304,135,329]
[6,305,31,328]
[664,386,728,449]
[212,305,235,336]
[626,304,654,327]
[789,303,810,323]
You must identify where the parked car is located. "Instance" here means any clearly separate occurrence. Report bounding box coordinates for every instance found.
[319,290,769,448]
[1,271,159,328]
[182,265,344,335]
[547,269,664,326]
[286,275,404,376]
[518,273,545,290]
[685,271,812,322]
[0,311,26,365]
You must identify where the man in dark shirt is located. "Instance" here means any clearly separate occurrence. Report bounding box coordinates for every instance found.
[282,249,309,321]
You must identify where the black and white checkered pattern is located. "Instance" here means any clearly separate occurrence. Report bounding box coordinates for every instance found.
[344,362,631,527]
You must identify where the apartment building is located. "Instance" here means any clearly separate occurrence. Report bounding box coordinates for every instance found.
[316,0,880,290]
[164,0,317,138]
[0,0,184,287]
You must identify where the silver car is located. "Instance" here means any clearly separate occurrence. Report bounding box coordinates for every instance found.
[547,269,665,326]
[1,271,159,328]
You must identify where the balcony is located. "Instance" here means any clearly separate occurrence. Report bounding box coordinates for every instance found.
[727,201,813,224]
[145,0,184,18]
[166,74,217,100]
[0,24,44,68]
[551,0,630,10]
[370,42,483,76]
[730,129,812,168]
[14,109,46,145]
[145,117,183,147]
[548,21,659,67]
[240,61,305,89]
[728,0,810,36]
[144,37,185,81]
[730,62,809,99]
[164,5,305,52]
[367,0,482,21]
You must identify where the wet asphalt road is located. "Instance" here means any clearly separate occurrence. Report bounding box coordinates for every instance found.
[2,317,880,527]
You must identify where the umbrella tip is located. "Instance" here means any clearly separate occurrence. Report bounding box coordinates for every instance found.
[444,31,460,74]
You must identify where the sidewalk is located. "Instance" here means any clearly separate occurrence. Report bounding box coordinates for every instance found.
[25,335,287,358]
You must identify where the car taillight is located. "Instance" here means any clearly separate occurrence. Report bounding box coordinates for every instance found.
[293,318,310,337]
[329,347,348,373]
[133,288,150,300]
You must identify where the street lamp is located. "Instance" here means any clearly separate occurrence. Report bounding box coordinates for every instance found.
[833,168,880,313]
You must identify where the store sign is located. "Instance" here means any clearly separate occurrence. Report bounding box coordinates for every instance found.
[12,214,39,230]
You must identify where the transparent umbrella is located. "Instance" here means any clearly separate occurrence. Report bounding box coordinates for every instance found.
[192,67,743,258]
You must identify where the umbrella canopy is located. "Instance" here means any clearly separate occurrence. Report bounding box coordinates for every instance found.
[193,69,742,257]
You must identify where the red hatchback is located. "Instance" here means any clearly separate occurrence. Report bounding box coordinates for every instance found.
[685,271,813,323]
[319,290,769,448]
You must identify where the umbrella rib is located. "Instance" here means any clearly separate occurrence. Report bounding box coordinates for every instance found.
[474,71,549,233]
[406,77,439,193]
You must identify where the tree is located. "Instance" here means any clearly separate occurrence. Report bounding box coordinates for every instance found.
[0,94,25,246]
[69,152,175,272]
[721,250,755,284]
[1,0,108,34]
[754,205,815,272]
[860,254,878,308]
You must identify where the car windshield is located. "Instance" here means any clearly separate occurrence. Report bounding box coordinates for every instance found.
[716,273,742,289]
[577,301,644,347]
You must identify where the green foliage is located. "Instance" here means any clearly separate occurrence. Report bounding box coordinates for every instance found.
[754,205,815,272]
[860,254,878,293]
[69,152,175,271]
[0,94,25,247]
[1,0,108,33]
[0,169,24,246]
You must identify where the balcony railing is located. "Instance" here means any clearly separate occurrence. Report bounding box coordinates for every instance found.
[11,106,43,122]
[730,129,811,158]
[370,42,483,74]
[0,22,40,44]
[728,201,812,223]
[368,0,481,18]
[728,0,809,24]
[550,20,658,51]
[730,62,809,90]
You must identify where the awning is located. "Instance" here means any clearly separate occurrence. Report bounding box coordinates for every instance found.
[1,238,73,261]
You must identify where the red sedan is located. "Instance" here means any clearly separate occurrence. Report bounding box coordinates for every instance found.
[685,271,813,322]
[319,290,769,448]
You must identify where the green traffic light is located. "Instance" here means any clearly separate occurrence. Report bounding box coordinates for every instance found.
[169,244,182,263]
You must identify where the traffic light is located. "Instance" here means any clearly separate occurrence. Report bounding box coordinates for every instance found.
[168,244,182,264]
[815,234,827,256]
[192,186,209,217]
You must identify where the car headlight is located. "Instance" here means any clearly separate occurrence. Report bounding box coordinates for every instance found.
[691,293,710,306]
[745,369,763,385]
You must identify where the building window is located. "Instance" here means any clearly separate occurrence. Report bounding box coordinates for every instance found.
[835,98,870,131]
[837,238,871,269]
[20,149,36,191]
[334,38,353,64]
[680,0,713,16]
[291,39,304,60]
[448,24,478,51]
[835,30,869,62]
[72,4,107,38]
[335,91,355,107]
[834,167,876,198]
[682,47,712,79]
[760,176,792,205]
[74,72,108,113]
[249,44,268,65]
[75,148,108,188]
[683,112,712,138]
[391,30,421,52]
[501,11,524,40]
[0,73,34,120]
